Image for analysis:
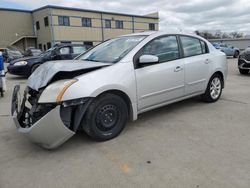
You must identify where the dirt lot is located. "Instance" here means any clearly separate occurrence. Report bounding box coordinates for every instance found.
[0,58,249,188]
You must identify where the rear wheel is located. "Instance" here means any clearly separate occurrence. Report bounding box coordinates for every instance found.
[82,93,128,141]
[239,68,249,75]
[201,74,223,103]
[234,51,239,58]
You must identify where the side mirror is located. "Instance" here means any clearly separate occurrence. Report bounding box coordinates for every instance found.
[139,55,159,64]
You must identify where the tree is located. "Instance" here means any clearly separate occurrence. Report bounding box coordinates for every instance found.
[195,30,244,39]
[229,32,243,39]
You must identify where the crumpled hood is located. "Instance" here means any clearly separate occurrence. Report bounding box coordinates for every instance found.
[27,60,111,91]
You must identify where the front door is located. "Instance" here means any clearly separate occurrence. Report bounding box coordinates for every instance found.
[135,35,185,111]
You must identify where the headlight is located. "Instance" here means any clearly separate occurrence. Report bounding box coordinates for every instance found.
[14,61,27,66]
[38,79,78,104]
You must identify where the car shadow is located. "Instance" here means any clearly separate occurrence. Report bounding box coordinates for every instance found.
[14,96,208,153]
[58,96,206,151]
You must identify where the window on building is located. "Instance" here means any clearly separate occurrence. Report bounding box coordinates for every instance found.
[36,21,40,30]
[44,16,49,27]
[82,18,92,27]
[47,42,51,49]
[149,23,155,30]
[142,36,180,63]
[43,44,46,51]
[115,20,123,29]
[180,36,203,57]
[38,44,42,50]
[83,41,93,49]
[105,19,111,28]
[58,16,70,26]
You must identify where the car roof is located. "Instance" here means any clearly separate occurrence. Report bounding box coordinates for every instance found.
[121,31,204,40]
[53,43,85,48]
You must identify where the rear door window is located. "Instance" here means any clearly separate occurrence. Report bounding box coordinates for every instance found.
[72,46,86,55]
[200,40,208,54]
[180,36,203,57]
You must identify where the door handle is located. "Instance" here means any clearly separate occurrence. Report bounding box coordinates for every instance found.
[174,66,183,72]
[205,59,211,64]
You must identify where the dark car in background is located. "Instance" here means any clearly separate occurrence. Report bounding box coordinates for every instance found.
[7,44,88,77]
[24,47,42,57]
[212,43,240,58]
[0,47,23,63]
[238,47,250,74]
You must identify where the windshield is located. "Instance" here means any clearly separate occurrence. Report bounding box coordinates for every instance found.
[78,35,146,63]
[39,47,55,57]
[31,49,42,56]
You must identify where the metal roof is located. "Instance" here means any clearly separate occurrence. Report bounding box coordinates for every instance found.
[0,5,159,19]
[0,7,31,13]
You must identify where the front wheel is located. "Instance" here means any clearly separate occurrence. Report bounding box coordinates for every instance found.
[201,74,223,103]
[239,68,249,75]
[82,93,128,141]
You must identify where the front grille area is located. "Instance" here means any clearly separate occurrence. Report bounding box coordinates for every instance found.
[241,53,250,61]
[18,87,56,128]
[239,59,250,68]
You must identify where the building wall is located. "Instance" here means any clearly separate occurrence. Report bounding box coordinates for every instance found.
[32,8,52,51]
[0,6,159,51]
[51,8,102,44]
[50,8,159,45]
[0,10,33,48]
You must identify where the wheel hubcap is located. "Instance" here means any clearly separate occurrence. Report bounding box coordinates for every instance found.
[210,77,221,100]
[96,104,119,131]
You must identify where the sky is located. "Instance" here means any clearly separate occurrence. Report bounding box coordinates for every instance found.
[2,0,250,34]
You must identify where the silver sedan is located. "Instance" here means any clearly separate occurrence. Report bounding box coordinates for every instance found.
[11,31,228,149]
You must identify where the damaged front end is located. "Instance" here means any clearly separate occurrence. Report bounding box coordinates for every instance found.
[11,85,92,149]
[10,60,110,149]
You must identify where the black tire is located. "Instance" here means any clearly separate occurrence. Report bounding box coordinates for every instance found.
[31,64,40,74]
[0,89,3,97]
[239,68,249,75]
[82,93,128,141]
[201,74,223,103]
[234,51,239,58]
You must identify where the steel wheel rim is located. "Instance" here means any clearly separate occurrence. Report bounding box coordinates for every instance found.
[96,104,120,131]
[210,77,221,100]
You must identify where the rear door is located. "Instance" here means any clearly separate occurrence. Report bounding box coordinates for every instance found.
[179,36,211,95]
[135,35,185,111]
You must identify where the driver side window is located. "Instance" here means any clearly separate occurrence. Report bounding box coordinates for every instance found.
[142,36,180,63]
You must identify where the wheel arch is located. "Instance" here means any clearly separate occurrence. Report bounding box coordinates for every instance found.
[96,89,137,121]
[212,71,224,88]
[30,63,41,74]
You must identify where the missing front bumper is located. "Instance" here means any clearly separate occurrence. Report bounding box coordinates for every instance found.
[11,85,75,149]
[13,106,75,149]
